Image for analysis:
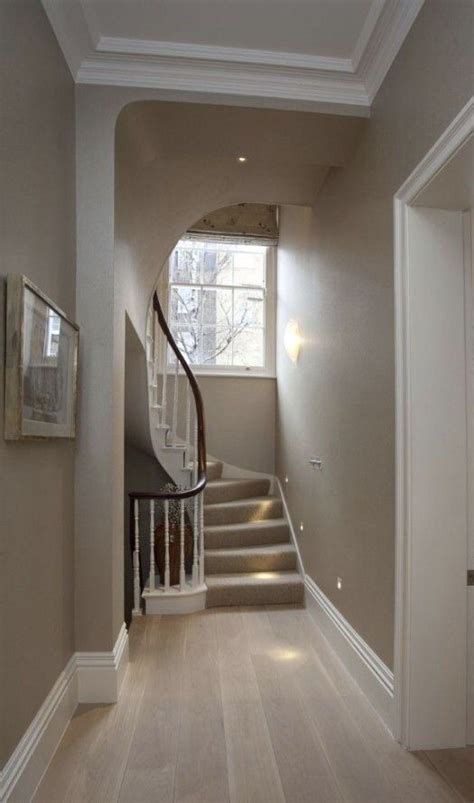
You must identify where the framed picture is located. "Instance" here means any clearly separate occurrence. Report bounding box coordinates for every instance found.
[4,275,79,440]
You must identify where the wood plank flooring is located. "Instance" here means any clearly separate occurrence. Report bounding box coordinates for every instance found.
[34,606,473,803]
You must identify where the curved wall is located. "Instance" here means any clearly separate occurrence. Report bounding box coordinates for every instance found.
[75,92,359,650]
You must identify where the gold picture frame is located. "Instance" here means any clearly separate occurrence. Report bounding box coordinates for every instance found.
[4,275,79,440]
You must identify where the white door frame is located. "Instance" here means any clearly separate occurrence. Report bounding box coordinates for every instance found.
[394,97,474,748]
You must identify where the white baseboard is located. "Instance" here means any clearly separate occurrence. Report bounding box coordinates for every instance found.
[143,583,207,614]
[305,575,394,731]
[76,623,129,704]
[0,657,77,803]
[0,624,129,802]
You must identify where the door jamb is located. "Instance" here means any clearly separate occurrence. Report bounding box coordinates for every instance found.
[393,97,474,747]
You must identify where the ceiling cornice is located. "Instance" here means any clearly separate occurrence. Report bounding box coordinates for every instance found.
[42,0,424,115]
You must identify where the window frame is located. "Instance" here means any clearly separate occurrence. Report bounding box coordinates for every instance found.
[166,240,276,378]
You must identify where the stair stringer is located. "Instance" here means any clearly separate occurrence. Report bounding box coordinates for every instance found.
[274,477,305,576]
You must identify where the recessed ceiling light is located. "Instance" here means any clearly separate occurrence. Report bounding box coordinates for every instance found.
[237,156,247,163]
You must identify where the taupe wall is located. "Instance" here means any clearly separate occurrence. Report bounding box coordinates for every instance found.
[0,1,76,767]
[73,90,361,654]
[276,0,473,668]
[198,376,276,474]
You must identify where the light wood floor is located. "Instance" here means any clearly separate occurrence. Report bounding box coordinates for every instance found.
[34,606,474,803]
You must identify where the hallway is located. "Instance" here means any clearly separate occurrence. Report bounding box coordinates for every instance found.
[34,606,473,803]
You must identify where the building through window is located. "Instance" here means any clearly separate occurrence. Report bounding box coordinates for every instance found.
[168,239,275,375]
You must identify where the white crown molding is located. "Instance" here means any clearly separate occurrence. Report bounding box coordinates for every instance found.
[97,35,353,73]
[351,0,386,72]
[42,0,425,113]
[76,58,369,108]
[359,0,425,102]
[305,574,394,730]
[0,625,129,802]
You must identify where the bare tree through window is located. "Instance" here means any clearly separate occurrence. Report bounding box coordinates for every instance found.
[169,240,266,369]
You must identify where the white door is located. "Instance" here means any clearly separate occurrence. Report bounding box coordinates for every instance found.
[467,209,474,745]
[403,205,468,749]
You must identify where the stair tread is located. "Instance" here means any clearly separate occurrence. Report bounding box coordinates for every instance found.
[206,571,303,587]
[206,478,268,487]
[205,517,287,532]
[205,544,296,557]
[204,495,279,509]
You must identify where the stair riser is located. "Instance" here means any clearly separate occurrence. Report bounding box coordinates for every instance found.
[206,582,304,608]
[206,463,223,481]
[204,479,270,505]
[205,551,297,575]
[204,525,290,549]
[204,500,283,526]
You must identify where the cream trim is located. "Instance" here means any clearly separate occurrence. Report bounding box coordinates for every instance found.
[41,0,424,113]
[97,36,352,73]
[0,625,129,802]
[305,575,394,730]
[394,97,474,747]
[76,623,129,704]
[274,477,394,728]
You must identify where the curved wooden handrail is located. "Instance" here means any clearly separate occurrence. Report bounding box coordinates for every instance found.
[130,291,207,502]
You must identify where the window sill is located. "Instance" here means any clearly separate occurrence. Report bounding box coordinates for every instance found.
[193,371,276,380]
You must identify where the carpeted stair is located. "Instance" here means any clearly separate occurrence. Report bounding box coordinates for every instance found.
[204,461,304,607]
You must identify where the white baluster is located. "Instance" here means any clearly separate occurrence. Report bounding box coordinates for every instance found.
[194,415,198,482]
[180,499,186,590]
[192,493,199,588]
[164,499,170,590]
[193,415,199,587]
[199,491,205,586]
[161,339,168,426]
[172,356,179,444]
[149,499,155,592]
[132,499,142,615]
[185,380,191,451]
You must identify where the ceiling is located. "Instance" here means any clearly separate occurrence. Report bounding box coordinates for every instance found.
[83,0,373,58]
[42,0,424,115]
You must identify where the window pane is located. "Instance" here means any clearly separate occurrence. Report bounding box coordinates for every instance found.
[233,250,265,287]
[170,247,202,283]
[202,287,232,326]
[202,250,233,285]
[168,240,270,371]
[234,288,264,327]
[202,326,232,366]
[232,327,264,367]
[171,326,200,364]
[170,286,201,326]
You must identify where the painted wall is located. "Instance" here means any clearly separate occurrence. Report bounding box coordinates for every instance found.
[276,0,474,668]
[73,88,363,654]
[198,376,276,474]
[0,1,76,768]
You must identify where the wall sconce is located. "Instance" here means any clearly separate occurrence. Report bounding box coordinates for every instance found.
[284,319,301,363]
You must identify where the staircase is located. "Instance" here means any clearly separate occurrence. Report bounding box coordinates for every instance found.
[204,462,304,607]
[130,291,305,614]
